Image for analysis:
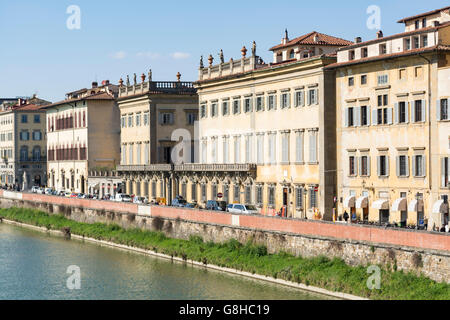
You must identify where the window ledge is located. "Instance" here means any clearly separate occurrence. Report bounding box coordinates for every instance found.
[307,161,319,165]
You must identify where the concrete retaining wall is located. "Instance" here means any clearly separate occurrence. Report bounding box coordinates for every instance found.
[0,190,448,283]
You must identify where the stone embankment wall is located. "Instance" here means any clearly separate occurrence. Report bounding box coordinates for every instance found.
[0,190,448,283]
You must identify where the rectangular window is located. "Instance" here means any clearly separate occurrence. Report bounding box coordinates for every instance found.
[414,155,425,177]
[295,188,303,209]
[348,107,354,127]
[135,113,141,126]
[295,91,304,107]
[187,113,197,125]
[348,77,354,86]
[222,137,229,164]
[296,131,304,163]
[398,102,407,123]
[349,156,356,176]
[211,103,218,117]
[245,135,252,163]
[308,89,318,105]
[349,50,355,60]
[377,74,388,85]
[256,186,263,205]
[362,48,368,58]
[143,112,149,126]
[21,115,28,123]
[379,44,387,54]
[414,100,423,122]
[415,66,423,78]
[34,115,40,123]
[161,113,173,125]
[399,68,406,80]
[256,96,264,111]
[281,93,290,108]
[309,131,317,163]
[32,131,42,141]
[405,38,411,50]
[309,187,317,209]
[361,106,368,126]
[361,75,367,85]
[191,183,197,201]
[222,101,229,115]
[439,99,448,120]
[422,35,428,47]
[234,137,240,163]
[268,134,276,164]
[200,105,207,118]
[257,135,264,165]
[398,155,408,177]
[245,186,251,204]
[442,157,449,188]
[233,99,241,114]
[281,133,289,163]
[121,116,126,128]
[267,95,276,110]
[268,186,275,206]
[202,184,207,201]
[360,156,369,176]
[128,114,133,127]
[244,98,252,113]
[378,155,389,177]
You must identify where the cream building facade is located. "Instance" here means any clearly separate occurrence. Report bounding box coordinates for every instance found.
[329,6,450,229]
[116,71,198,199]
[0,99,49,189]
[186,32,352,218]
[43,81,120,193]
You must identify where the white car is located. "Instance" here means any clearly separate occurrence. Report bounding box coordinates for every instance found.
[44,188,53,195]
[115,193,132,203]
[226,204,259,215]
[31,186,40,193]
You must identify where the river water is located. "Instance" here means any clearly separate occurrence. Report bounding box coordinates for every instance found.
[0,223,333,300]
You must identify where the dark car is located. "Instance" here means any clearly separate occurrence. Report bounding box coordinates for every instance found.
[206,200,227,211]
[172,197,187,207]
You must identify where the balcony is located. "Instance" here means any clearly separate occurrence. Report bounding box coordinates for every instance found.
[117,164,173,172]
[175,163,257,172]
[119,81,196,98]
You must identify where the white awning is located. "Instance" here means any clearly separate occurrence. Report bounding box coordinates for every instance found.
[356,196,368,209]
[391,198,407,212]
[343,196,356,208]
[432,200,449,214]
[372,199,389,210]
[408,199,424,212]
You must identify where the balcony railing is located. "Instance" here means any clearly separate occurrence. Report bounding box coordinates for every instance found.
[117,164,173,172]
[175,163,257,172]
[119,81,196,97]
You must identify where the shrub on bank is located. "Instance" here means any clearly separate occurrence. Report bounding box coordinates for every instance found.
[0,207,448,300]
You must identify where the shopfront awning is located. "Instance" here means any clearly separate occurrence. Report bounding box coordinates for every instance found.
[408,199,424,212]
[343,196,356,208]
[432,200,449,214]
[391,198,407,212]
[356,196,368,209]
[372,199,389,210]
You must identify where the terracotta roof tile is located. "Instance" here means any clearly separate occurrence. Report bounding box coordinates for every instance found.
[397,6,450,23]
[40,91,114,109]
[270,31,353,51]
[325,45,450,69]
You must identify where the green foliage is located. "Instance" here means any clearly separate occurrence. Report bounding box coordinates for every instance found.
[1,207,449,300]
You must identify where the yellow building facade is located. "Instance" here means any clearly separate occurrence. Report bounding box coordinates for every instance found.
[329,7,450,229]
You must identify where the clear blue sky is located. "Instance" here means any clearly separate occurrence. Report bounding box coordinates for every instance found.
[0,0,447,102]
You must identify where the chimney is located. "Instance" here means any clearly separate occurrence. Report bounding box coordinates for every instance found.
[92,81,98,88]
[355,37,362,43]
[102,80,110,86]
[376,30,383,39]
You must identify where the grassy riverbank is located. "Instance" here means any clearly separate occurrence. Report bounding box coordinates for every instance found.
[1,207,448,300]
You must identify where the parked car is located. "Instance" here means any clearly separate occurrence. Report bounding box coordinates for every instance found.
[133,196,148,204]
[226,204,259,215]
[44,188,53,195]
[206,200,227,211]
[115,193,132,202]
[172,197,187,207]
[31,186,40,193]
[77,193,87,199]
[184,203,197,209]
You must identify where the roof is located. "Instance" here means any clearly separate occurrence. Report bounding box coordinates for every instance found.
[337,21,450,52]
[270,31,353,51]
[40,92,115,110]
[397,6,450,23]
[13,103,43,111]
[325,45,450,69]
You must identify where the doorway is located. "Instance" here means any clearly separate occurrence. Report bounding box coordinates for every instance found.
[283,188,288,217]
[379,210,390,224]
